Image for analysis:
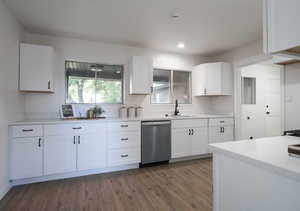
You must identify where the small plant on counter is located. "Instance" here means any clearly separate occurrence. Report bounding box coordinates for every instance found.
[94,105,105,117]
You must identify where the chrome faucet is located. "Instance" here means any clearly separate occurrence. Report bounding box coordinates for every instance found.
[174,99,180,116]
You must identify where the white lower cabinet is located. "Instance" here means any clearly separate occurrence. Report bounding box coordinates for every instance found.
[209,118,234,144]
[172,128,190,158]
[171,119,209,159]
[77,133,106,171]
[107,121,141,167]
[44,123,107,175]
[11,137,43,180]
[44,135,77,175]
[191,127,209,155]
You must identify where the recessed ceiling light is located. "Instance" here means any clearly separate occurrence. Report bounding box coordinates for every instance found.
[177,43,185,49]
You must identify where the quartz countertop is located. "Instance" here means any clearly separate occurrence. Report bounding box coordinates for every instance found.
[209,136,300,181]
[9,114,233,126]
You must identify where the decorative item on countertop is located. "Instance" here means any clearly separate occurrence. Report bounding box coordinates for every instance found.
[87,108,95,119]
[128,106,136,118]
[119,105,127,118]
[136,106,144,118]
[94,105,105,118]
[61,104,75,119]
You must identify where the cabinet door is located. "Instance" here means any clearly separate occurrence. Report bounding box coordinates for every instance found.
[44,135,77,175]
[77,133,107,171]
[191,127,209,155]
[20,43,54,92]
[172,128,191,158]
[265,0,300,53]
[209,126,222,144]
[206,63,221,95]
[192,66,206,96]
[11,137,43,180]
[220,126,234,142]
[129,56,153,94]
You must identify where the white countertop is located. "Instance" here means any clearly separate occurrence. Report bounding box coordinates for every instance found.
[9,114,233,126]
[210,136,300,181]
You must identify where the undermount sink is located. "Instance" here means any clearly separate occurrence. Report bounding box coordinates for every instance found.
[166,114,193,118]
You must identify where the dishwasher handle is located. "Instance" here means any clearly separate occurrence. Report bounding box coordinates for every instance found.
[142,121,171,126]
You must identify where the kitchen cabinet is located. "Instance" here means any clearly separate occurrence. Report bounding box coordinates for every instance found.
[129,56,153,95]
[19,43,54,93]
[107,121,141,167]
[11,137,43,180]
[44,135,77,175]
[171,119,209,159]
[172,128,190,158]
[209,118,234,144]
[193,62,232,96]
[44,123,107,174]
[263,0,300,56]
[77,133,106,171]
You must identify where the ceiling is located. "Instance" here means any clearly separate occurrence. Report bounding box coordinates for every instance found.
[5,0,262,56]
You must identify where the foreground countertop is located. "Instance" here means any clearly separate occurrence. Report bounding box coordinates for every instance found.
[9,114,233,126]
[210,136,300,181]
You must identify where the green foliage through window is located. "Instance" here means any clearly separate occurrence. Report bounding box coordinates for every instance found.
[66,61,123,104]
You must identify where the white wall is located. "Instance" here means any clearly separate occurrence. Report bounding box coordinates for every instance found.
[285,63,300,130]
[21,32,216,119]
[0,0,24,199]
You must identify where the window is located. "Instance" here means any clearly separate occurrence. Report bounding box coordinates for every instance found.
[65,61,123,104]
[151,69,191,104]
[241,77,256,104]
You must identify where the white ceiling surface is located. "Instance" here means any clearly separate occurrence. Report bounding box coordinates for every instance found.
[5,0,262,56]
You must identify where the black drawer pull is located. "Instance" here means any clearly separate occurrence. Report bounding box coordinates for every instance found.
[121,138,128,141]
[22,129,33,132]
[120,125,128,128]
[121,154,128,158]
[219,121,225,123]
[72,127,82,130]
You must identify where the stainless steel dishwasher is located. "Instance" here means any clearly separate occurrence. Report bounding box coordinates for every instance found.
[141,120,171,165]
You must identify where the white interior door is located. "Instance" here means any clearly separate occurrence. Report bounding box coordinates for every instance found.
[241,63,282,140]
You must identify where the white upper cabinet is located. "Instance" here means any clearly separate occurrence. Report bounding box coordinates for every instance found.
[193,62,233,96]
[264,0,300,55]
[20,43,54,93]
[129,56,153,94]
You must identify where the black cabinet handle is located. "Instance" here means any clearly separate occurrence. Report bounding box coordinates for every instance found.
[191,129,194,135]
[73,136,76,144]
[38,138,42,147]
[121,138,128,141]
[48,81,51,89]
[188,129,191,135]
[78,136,81,144]
[120,125,128,128]
[72,127,82,130]
[22,129,33,132]
[121,154,128,158]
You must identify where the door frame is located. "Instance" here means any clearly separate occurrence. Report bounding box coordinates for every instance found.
[233,54,285,140]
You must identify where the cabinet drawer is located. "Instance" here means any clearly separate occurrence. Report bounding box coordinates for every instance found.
[108,132,140,149]
[44,123,106,136]
[209,118,234,127]
[172,119,208,129]
[12,125,43,138]
[108,148,140,167]
[108,121,140,132]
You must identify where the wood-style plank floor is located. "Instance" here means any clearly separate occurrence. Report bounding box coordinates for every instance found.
[0,159,212,211]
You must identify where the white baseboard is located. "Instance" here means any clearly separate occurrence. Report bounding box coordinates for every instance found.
[0,182,11,201]
[11,163,139,186]
[170,154,212,163]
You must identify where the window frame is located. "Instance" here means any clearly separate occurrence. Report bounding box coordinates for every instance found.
[65,60,125,105]
[151,68,192,105]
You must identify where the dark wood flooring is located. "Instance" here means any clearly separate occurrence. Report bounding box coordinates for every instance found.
[0,159,212,211]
